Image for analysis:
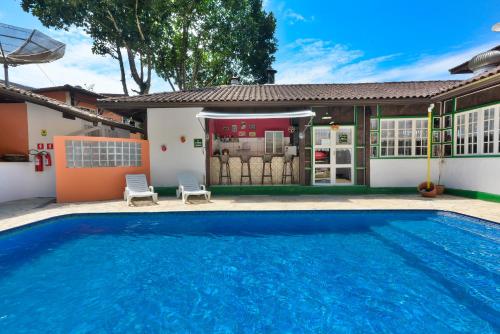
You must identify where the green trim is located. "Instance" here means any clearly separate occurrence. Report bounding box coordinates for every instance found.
[200,185,416,196]
[156,187,178,196]
[379,115,427,119]
[445,188,500,203]
[444,154,500,158]
[354,106,358,185]
[455,100,500,114]
[451,98,456,157]
[371,156,429,160]
[377,105,381,158]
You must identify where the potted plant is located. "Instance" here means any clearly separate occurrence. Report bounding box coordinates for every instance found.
[418,182,437,198]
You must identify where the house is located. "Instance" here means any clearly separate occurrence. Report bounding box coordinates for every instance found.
[98,46,500,200]
[0,83,143,203]
[32,84,141,138]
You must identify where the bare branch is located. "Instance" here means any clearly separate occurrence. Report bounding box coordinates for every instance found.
[135,0,146,41]
[116,46,129,95]
[167,77,176,92]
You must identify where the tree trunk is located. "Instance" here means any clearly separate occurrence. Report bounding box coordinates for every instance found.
[116,47,129,96]
[126,47,150,94]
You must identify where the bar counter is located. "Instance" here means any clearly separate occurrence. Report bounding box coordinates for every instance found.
[209,156,300,185]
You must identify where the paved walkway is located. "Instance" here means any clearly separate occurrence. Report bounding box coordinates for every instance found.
[1,194,499,232]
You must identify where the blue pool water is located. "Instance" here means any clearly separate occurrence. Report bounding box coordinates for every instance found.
[0,210,498,333]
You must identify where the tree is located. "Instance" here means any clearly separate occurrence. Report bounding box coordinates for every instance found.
[21,0,276,94]
[155,0,277,90]
[21,0,166,95]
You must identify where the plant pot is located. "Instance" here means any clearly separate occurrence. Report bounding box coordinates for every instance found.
[417,182,437,198]
[436,184,445,195]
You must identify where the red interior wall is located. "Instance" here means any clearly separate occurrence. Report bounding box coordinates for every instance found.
[212,118,291,138]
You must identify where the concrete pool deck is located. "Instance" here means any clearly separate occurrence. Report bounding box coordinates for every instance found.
[0,194,499,232]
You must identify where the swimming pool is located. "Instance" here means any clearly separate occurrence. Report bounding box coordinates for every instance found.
[0,210,498,333]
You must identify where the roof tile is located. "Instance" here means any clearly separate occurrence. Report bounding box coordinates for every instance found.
[102,80,462,105]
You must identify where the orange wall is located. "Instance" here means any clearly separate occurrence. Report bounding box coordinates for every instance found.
[101,110,123,122]
[54,136,150,203]
[0,103,29,156]
[38,91,68,103]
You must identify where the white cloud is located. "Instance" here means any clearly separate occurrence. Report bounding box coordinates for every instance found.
[349,42,499,82]
[6,27,169,94]
[275,39,366,83]
[283,9,313,24]
[275,38,498,84]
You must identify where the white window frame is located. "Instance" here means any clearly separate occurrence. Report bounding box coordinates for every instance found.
[264,131,284,154]
[483,107,495,154]
[312,126,355,185]
[379,118,428,157]
[454,105,499,156]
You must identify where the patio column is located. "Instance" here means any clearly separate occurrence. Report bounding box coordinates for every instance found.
[298,118,307,185]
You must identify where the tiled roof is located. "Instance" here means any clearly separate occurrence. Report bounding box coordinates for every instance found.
[0,79,34,91]
[100,80,461,106]
[433,65,500,97]
[0,82,141,132]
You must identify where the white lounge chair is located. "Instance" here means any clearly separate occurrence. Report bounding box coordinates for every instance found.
[176,172,211,203]
[124,174,158,206]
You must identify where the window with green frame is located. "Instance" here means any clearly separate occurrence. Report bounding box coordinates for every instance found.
[369,118,379,158]
[379,118,428,157]
[454,104,500,156]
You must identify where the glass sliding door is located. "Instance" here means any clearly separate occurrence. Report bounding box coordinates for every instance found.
[312,126,355,185]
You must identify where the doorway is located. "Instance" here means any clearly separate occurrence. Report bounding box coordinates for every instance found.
[312,126,355,185]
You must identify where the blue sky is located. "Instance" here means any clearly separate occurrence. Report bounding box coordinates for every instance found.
[1,0,499,93]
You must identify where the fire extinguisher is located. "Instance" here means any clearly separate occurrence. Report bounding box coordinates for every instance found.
[34,153,44,172]
[44,151,52,167]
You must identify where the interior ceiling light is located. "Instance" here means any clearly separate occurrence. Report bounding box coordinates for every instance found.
[321,113,332,120]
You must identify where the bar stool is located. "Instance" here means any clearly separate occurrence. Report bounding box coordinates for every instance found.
[261,154,273,184]
[240,154,252,185]
[282,155,294,184]
[219,154,231,185]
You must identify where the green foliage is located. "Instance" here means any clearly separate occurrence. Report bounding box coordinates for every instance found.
[21,0,277,93]
[154,0,276,90]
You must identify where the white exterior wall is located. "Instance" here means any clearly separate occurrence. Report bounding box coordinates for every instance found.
[440,158,500,195]
[370,157,500,195]
[148,107,205,187]
[0,103,91,203]
[370,159,440,188]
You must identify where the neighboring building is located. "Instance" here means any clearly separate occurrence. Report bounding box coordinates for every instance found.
[99,47,500,200]
[32,84,141,138]
[0,83,143,202]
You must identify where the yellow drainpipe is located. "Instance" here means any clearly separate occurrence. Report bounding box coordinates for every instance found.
[427,103,434,189]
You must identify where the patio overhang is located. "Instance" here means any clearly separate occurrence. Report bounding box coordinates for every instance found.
[195,109,315,119]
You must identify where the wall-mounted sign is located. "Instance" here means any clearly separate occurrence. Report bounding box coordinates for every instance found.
[249,131,256,137]
[249,124,256,130]
[338,133,348,144]
[47,143,54,150]
[41,129,48,136]
[231,125,238,133]
[223,126,229,131]
[194,138,203,148]
[37,143,44,150]
[238,131,246,137]
[240,121,246,130]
